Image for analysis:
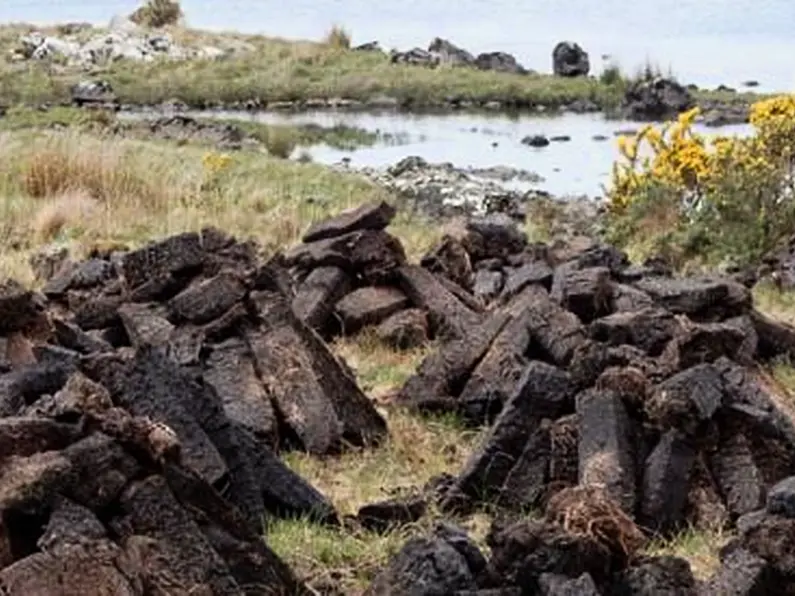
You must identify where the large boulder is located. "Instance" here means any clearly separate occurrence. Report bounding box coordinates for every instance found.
[552,42,590,77]
[428,37,475,67]
[622,76,695,121]
[475,51,528,75]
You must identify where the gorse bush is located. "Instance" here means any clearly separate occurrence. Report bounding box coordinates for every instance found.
[129,0,183,28]
[606,96,795,268]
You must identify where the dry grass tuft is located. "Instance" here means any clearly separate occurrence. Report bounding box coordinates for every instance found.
[18,131,180,206]
[332,329,430,402]
[31,190,98,243]
[283,407,480,515]
[324,25,352,50]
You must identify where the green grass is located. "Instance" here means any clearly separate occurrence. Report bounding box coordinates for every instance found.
[0,105,382,152]
[0,23,768,112]
[267,509,492,594]
[264,334,489,594]
[644,527,729,580]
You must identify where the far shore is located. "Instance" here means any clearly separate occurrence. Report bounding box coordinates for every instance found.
[0,21,770,121]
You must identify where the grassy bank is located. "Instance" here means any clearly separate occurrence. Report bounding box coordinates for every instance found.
[0,23,765,113]
[0,105,383,154]
[0,127,439,284]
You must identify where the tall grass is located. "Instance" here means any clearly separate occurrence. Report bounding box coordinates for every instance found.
[0,128,437,281]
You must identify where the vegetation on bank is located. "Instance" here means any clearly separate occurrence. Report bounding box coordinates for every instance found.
[605,94,795,269]
[0,21,764,112]
[0,105,382,155]
[0,127,439,284]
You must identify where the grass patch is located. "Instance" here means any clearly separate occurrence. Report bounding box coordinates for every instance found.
[283,407,480,517]
[275,401,487,592]
[264,332,489,593]
[753,282,795,326]
[332,330,431,400]
[0,23,767,111]
[267,509,492,593]
[242,121,380,151]
[266,518,412,592]
[644,527,729,580]
[0,128,435,283]
[0,105,382,152]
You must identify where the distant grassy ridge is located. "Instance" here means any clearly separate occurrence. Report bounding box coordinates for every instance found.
[0,23,767,113]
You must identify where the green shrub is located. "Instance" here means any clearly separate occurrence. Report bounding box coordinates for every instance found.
[606,96,795,268]
[129,0,183,28]
[599,63,624,87]
[263,128,297,159]
[324,25,351,50]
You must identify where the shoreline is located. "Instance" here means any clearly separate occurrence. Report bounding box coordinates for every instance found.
[0,22,770,125]
[8,91,759,130]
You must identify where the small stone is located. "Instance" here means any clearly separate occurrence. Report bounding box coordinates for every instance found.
[522,135,550,148]
[766,476,795,518]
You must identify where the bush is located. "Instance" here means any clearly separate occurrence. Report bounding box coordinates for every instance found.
[129,0,183,28]
[599,63,624,87]
[606,96,795,268]
[324,25,351,50]
[263,128,297,159]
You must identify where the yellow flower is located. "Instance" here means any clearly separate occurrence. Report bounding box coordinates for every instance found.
[202,151,233,175]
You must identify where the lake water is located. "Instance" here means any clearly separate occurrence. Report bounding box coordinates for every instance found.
[187,110,751,198]
[3,1,781,196]
[3,0,795,92]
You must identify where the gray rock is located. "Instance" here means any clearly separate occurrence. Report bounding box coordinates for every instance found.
[522,135,551,148]
[428,37,475,67]
[475,51,528,74]
[552,41,590,77]
[766,476,795,518]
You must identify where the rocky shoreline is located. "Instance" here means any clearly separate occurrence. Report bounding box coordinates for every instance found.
[2,16,760,125]
[64,86,752,127]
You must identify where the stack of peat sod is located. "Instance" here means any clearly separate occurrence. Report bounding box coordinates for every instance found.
[0,225,393,594]
[355,206,795,594]
[286,202,530,348]
[4,199,795,595]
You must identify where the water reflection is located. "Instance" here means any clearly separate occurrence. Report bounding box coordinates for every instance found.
[182,109,752,198]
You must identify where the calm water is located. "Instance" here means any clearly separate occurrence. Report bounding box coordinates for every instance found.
[3,0,795,91]
[183,110,751,198]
